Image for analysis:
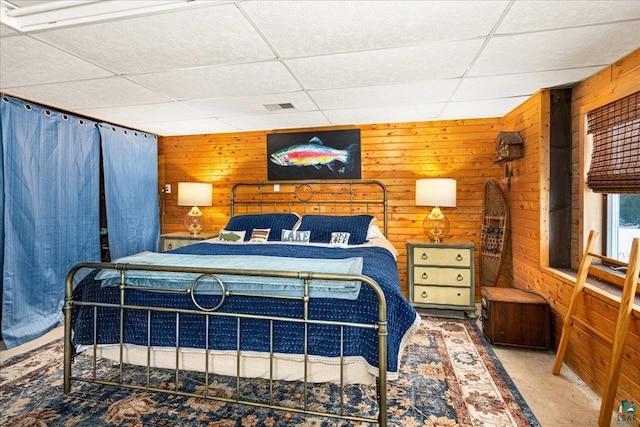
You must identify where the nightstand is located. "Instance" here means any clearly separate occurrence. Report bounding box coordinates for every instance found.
[160,231,216,251]
[406,239,476,318]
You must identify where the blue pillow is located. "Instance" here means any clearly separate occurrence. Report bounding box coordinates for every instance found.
[224,213,300,241]
[298,214,375,245]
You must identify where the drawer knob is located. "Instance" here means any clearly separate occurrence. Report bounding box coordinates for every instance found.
[421,253,428,260]
[456,254,463,261]
[422,272,428,280]
[421,291,428,298]
[457,274,464,281]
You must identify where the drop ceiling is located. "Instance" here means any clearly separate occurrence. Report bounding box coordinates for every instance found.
[1,0,639,136]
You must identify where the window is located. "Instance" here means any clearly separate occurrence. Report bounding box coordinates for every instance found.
[606,194,640,263]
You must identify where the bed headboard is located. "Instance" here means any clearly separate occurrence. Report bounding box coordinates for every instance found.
[230,180,388,236]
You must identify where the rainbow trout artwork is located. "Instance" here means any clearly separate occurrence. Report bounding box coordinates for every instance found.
[270,136,357,172]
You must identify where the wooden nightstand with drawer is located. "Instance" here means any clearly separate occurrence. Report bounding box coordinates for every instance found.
[160,231,216,251]
[406,239,476,318]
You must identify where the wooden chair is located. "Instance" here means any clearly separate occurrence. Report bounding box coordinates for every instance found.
[552,230,640,427]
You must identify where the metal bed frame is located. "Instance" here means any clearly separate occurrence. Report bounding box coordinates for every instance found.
[63,179,391,425]
[230,179,388,235]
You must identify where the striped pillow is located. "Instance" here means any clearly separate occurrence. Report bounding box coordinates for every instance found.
[298,214,375,245]
[249,228,270,242]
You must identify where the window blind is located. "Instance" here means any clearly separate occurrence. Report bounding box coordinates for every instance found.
[586,91,639,194]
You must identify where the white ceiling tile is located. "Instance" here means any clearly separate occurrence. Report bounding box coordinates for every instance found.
[221,111,330,132]
[498,1,640,34]
[471,22,640,76]
[440,97,530,119]
[78,102,210,125]
[286,39,484,90]
[128,61,301,100]
[6,77,172,110]
[326,104,444,125]
[134,118,237,137]
[0,36,113,88]
[242,1,508,57]
[310,79,460,110]
[453,67,602,101]
[185,92,317,117]
[32,4,275,74]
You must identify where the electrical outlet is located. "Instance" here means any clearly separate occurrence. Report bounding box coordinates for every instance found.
[273,184,280,192]
[164,184,171,193]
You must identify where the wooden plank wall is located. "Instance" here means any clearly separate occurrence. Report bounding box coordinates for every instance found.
[158,46,640,412]
[158,119,505,299]
[501,91,547,296]
[503,48,640,413]
[567,48,640,414]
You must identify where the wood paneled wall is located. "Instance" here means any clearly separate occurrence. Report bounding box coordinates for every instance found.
[503,49,640,413]
[158,119,505,299]
[568,49,640,413]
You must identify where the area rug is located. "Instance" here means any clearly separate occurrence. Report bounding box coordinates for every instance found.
[0,316,539,426]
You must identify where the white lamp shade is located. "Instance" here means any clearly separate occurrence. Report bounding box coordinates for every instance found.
[177,182,212,207]
[415,178,457,207]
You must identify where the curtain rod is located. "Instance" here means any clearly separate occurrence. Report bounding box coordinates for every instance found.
[0,91,157,137]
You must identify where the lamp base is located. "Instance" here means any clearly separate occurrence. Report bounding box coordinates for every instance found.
[184,213,203,235]
[423,207,450,243]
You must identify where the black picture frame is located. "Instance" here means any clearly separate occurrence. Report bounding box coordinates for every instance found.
[267,129,361,180]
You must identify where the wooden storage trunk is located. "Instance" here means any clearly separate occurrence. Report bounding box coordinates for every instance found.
[481,287,550,350]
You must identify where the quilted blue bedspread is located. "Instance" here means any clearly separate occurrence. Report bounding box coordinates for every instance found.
[71,242,420,376]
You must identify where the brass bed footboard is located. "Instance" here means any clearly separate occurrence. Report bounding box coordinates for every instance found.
[63,262,389,426]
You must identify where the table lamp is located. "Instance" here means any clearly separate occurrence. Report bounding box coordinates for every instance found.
[178,182,212,235]
[415,178,457,243]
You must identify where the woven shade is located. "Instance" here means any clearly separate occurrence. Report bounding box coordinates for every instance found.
[586,91,640,194]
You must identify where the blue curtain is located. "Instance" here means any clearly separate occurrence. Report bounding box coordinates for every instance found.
[0,96,101,348]
[100,124,159,259]
[0,104,4,335]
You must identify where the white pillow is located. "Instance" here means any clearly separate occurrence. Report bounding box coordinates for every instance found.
[366,224,383,240]
[330,232,351,246]
[281,229,311,243]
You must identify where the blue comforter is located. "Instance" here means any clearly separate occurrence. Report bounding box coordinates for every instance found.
[71,242,419,376]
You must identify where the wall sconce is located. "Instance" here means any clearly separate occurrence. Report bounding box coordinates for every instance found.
[415,178,457,243]
[177,182,212,235]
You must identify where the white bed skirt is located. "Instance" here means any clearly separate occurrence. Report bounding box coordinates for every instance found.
[80,344,391,385]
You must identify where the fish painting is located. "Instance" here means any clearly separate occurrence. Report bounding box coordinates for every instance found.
[270,136,357,172]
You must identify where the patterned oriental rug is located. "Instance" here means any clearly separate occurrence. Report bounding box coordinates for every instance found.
[0,316,540,426]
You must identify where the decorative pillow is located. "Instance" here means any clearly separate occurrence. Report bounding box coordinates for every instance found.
[298,214,375,244]
[281,229,311,243]
[217,229,246,242]
[330,232,351,245]
[249,228,270,242]
[223,213,300,241]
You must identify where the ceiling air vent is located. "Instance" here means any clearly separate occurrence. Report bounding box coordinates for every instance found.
[263,103,295,111]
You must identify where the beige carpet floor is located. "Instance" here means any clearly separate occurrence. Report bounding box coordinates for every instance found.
[492,343,615,426]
